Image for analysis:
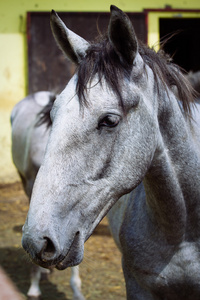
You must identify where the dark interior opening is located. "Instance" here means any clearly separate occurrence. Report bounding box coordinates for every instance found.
[160,18,200,72]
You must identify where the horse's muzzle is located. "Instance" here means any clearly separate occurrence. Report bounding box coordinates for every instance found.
[22,230,84,270]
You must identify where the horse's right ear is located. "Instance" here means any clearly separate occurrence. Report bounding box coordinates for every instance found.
[50,10,89,64]
[108,5,138,66]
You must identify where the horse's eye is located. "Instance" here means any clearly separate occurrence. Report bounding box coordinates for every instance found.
[98,114,120,129]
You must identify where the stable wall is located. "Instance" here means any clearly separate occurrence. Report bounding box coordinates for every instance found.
[0,0,199,183]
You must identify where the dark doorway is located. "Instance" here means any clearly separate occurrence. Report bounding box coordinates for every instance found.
[160,18,200,72]
[27,12,147,94]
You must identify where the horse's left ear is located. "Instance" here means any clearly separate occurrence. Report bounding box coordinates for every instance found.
[50,10,89,64]
[108,5,138,65]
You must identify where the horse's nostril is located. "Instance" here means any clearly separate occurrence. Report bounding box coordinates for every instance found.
[75,231,80,236]
[41,237,56,260]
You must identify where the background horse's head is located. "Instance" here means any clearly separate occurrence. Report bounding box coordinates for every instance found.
[22,6,192,270]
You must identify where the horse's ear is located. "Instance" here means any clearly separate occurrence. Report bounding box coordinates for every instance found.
[108,5,138,65]
[50,10,89,64]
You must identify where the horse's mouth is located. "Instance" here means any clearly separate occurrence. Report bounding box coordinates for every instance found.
[26,230,84,270]
[55,231,84,270]
[55,223,98,270]
[55,251,83,270]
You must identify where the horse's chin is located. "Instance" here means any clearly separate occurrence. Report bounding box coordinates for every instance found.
[54,232,85,270]
[56,230,85,270]
[56,251,83,270]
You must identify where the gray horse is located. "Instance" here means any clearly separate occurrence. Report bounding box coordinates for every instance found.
[22,6,200,300]
[11,91,84,300]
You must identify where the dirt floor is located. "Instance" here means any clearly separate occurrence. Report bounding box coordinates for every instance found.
[0,182,126,300]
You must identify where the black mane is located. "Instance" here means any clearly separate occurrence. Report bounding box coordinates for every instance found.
[76,35,195,116]
[36,93,56,128]
[76,36,129,110]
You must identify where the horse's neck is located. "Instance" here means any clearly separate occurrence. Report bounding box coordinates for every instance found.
[144,92,200,243]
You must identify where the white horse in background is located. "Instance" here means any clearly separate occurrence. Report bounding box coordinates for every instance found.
[11,91,84,300]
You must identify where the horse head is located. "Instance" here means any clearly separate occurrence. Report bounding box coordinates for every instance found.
[22,6,193,272]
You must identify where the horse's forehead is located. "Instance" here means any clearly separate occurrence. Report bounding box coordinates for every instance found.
[62,75,78,101]
[85,75,116,95]
[53,76,79,112]
[89,81,117,102]
[63,75,120,108]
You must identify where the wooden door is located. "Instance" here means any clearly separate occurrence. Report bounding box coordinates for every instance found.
[27,12,147,94]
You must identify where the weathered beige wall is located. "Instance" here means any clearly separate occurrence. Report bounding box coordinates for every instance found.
[0,32,25,183]
[0,0,200,183]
